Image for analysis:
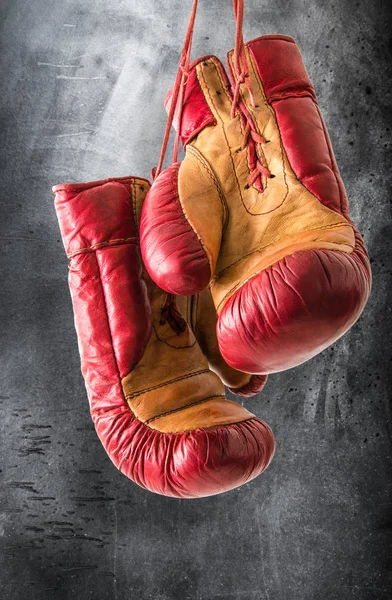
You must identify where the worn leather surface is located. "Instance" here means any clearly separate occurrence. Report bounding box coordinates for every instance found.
[53,177,274,497]
[140,35,371,374]
[176,291,268,395]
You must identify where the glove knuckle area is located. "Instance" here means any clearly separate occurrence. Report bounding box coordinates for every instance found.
[217,246,371,374]
[94,406,275,498]
[53,177,145,256]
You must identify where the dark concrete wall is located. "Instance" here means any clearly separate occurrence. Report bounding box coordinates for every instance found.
[1,1,391,598]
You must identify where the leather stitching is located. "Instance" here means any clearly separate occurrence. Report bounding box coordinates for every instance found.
[197,59,231,124]
[268,91,317,102]
[67,237,137,258]
[215,225,355,310]
[92,252,128,407]
[54,177,147,194]
[186,145,228,229]
[125,369,211,400]
[172,166,212,269]
[131,179,139,235]
[145,395,225,424]
[316,104,344,215]
[193,293,199,332]
[151,321,196,350]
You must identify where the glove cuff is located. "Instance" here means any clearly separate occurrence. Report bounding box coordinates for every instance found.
[52,176,149,257]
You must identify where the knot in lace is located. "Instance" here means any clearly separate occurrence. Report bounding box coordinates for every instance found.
[160,294,187,335]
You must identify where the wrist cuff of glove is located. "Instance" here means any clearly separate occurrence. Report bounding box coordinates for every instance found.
[52,176,149,257]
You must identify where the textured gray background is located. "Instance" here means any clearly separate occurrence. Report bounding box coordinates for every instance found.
[1,0,391,598]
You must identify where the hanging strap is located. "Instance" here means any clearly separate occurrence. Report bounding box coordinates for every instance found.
[155,0,256,178]
[154,0,199,178]
[231,0,255,117]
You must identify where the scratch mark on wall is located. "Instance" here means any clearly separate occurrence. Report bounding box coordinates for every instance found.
[56,75,107,80]
[50,131,96,137]
[38,62,80,68]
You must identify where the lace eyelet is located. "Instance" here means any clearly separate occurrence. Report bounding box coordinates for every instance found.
[244,184,250,190]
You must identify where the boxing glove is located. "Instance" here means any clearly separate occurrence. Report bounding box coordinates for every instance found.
[140,35,371,375]
[53,175,274,498]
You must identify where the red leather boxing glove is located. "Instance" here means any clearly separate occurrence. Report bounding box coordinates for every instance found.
[140,35,371,375]
[53,176,274,498]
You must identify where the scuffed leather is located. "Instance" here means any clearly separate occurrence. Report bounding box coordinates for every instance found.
[164,59,217,147]
[176,291,268,396]
[140,35,371,375]
[53,177,275,497]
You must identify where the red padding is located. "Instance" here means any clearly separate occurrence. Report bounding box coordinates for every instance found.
[217,234,371,374]
[140,163,211,295]
[247,36,316,102]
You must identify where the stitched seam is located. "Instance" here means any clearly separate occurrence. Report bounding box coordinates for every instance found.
[173,166,211,269]
[197,61,227,123]
[187,145,228,228]
[215,229,355,310]
[68,237,137,258]
[225,53,256,198]
[249,50,343,217]
[125,369,211,400]
[316,104,344,214]
[55,177,147,194]
[214,221,353,279]
[194,59,232,231]
[131,179,139,236]
[95,403,258,436]
[145,395,225,424]
[193,293,199,332]
[268,91,317,102]
[211,58,233,105]
[151,321,196,349]
[198,59,251,225]
[93,253,127,406]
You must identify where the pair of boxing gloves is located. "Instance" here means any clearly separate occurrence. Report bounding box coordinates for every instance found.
[53,35,371,498]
